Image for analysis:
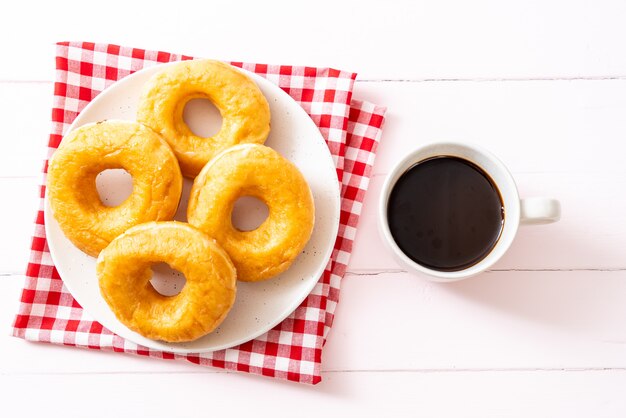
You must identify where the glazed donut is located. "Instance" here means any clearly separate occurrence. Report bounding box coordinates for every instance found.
[97,221,237,342]
[136,59,271,178]
[187,144,315,282]
[47,120,183,257]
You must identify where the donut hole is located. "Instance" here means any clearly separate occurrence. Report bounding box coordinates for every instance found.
[95,168,133,207]
[231,196,269,232]
[150,262,187,297]
[183,97,223,138]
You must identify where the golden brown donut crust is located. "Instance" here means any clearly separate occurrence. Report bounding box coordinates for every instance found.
[187,144,315,282]
[97,221,237,342]
[47,120,183,257]
[136,59,271,178]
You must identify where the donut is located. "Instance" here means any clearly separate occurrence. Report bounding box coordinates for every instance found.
[97,221,237,342]
[187,144,315,282]
[47,120,183,257]
[136,59,271,178]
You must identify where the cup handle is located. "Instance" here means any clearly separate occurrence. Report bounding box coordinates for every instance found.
[520,197,561,225]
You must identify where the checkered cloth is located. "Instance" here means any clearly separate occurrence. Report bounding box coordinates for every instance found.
[12,42,386,385]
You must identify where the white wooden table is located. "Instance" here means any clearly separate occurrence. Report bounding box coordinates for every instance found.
[2,1,626,416]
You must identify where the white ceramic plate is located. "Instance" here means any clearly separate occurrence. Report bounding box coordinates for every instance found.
[44,62,340,353]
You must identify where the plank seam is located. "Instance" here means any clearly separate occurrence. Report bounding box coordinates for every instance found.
[4,75,626,84]
[357,76,626,83]
[3,367,626,376]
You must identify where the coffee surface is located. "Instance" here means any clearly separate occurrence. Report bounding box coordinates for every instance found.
[387,157,504,271]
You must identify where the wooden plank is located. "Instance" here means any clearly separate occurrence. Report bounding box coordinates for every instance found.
[3,1,626,81]
[5,77,626,177]
[3,271,626,374]
[356,80,626,176]
[1,370,625,417]
[5,75,626,178]
[324,271,626,371]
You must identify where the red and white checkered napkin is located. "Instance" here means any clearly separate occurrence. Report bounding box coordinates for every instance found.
[12,42,386,384]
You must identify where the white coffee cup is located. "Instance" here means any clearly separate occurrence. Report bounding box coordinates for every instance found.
[378,142,560,282]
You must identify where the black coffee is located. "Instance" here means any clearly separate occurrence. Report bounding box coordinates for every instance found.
[387,157,504,272]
